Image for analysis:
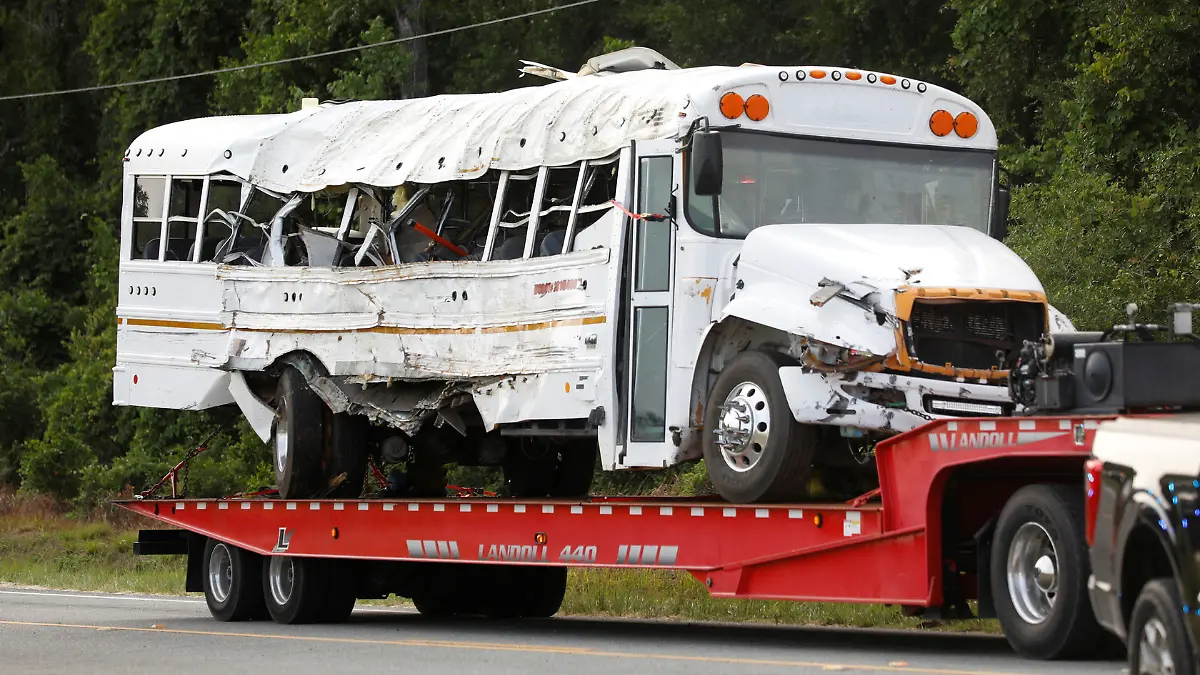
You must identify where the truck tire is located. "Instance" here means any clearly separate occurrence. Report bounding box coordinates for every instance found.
[202,539,266,622]
[990,484,1104,659]
[1129,579,1196,675]
[552,441,596,498]
[263,555,326,624]
[326,412,368,499]
[702,350,816,504]
[274,367,325,499]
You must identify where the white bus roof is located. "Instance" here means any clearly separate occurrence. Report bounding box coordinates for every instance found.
[125,64,997,193]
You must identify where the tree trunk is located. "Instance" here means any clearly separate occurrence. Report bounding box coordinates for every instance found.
[395,0,428,99]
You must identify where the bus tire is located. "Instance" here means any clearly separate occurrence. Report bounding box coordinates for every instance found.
[552,440,596,498]
[990,484,1104,659]
[263,556,326,625]
[702,350,816,504]
[1129,579,1196,675]
[274,367,325,499]
[326,412,368,499]
[202,539,265,622]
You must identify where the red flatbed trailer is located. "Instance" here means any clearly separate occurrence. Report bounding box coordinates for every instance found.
[119,415,1116,660]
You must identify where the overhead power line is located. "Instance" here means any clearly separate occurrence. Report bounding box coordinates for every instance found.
[0,0,602,102]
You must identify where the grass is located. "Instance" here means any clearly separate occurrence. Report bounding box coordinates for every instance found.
[0,490,999,632]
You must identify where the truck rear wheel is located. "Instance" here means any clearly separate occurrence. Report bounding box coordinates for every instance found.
[991,484,1104,659]
[202,539,266,621]
[513,566,568,618]
[263,555,326,624]
[702,350,816,504]
[274,367,325,499]
[1130,579,1196,675]
[326,412,368,499]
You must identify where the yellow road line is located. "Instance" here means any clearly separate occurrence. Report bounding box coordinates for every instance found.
[0,619,1032,675]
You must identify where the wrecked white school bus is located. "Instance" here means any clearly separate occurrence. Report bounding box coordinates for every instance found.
[114,48,1073,504]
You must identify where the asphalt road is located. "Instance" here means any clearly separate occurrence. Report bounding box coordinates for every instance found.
[0,587,1125,675]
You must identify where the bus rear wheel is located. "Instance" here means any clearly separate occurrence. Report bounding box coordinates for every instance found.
[702,350,816,504]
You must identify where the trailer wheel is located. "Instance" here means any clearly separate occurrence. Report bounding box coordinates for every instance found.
[202,539,266,621]
[263,556,326,624]
[274,367,325,499]
[991,484,1104,659]
[319,561,357,623]
[702,350,816,504]
[326,412,368,499]
[515,567,568,618]
[1129,579,1196,675]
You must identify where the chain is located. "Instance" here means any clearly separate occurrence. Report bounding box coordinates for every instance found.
[903,407,935,422]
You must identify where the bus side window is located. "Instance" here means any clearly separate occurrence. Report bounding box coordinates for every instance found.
[200,178,243,262]
[488,170,538,261]
[131,176,166,260]
[165,178,203,261]
[567,159,619,253]
[530,166,580,258]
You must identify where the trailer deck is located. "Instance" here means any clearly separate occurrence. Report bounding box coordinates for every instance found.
[119,416,1108,609]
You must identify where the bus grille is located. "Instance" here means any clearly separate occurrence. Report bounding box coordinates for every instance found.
[907,301,1044,372]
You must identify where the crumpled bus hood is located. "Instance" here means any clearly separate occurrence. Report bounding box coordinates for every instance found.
[724,223,1047,355]
[743,223,1044,295]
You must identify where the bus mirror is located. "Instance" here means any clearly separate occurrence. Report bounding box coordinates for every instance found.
[990,185,1010,241]
[691,128,723,196]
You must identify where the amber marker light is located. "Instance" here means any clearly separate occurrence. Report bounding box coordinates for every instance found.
[719,92,745,119]
[331,527,339,540]
[809,69,827,79]
[846,71,862,81]
[954,111,979,138]
[744,94,770,121]
[812,513,823,528]
[535,532,548,545]
[929,110,954,137]
[880,75,897,85]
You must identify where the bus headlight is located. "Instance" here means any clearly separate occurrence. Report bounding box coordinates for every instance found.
[799,337,885,372]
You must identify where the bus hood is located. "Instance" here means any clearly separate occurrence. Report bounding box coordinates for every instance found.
[739,223,1044,298]
[725,223,1046,356]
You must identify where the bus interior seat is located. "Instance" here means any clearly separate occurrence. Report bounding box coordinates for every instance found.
[142,237,192,261]
[538,229,567,257]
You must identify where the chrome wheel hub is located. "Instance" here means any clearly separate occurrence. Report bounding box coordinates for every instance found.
[1007,522,1059,624]
[713,382,771,472]
[268,556,295,606]
[1140,617,1176,675]
[207,543,233,604]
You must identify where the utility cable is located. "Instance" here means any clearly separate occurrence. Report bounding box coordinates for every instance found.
[0,0,602,102]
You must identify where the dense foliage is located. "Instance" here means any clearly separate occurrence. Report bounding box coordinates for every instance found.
[2,0,1197,506]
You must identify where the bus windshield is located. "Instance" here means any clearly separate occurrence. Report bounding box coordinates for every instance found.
[687,131,995,237]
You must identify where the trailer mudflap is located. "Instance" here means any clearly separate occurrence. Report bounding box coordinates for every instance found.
[133,529,206,593]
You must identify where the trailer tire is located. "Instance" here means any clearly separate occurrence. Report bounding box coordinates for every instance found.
[990,484,1104,659]
[326,412,368,499]
[702,350,816,504]
[202,540,266,622]
[263,556,326,625]
[319,561,358,623]
[516,566,568,618]
[274,367,325,499]
[1129,579,1196,675]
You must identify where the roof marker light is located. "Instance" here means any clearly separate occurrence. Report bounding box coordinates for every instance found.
[866,73,877,83]
[917,82,928,93]
[901,79,911,89]
[846,71,862,81]
[831,70,842,81]
[778,70,789,81]
[929,110,954,137]
[809,69,827,79]
[719,92,745,119]
[954,111,979,138]
[881,75,896,85]
[795,70,806,81]
[744,94,770,121]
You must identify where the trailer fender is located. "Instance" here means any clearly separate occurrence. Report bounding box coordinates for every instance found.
[229,371,276,442]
